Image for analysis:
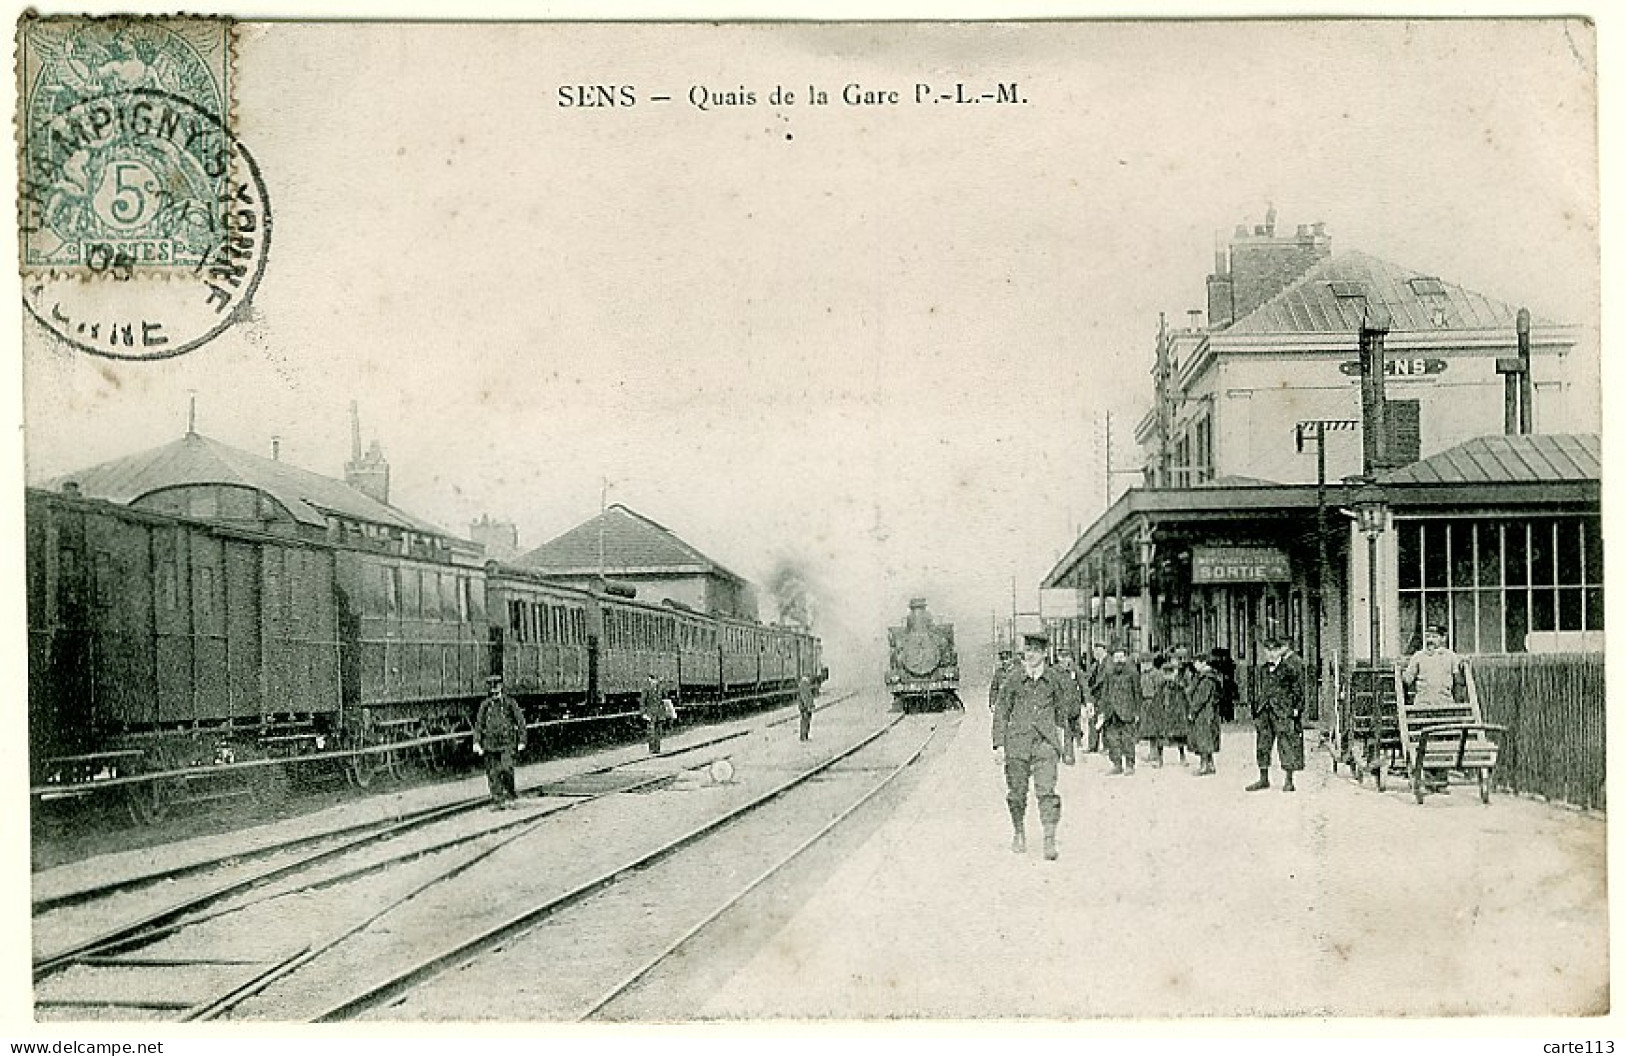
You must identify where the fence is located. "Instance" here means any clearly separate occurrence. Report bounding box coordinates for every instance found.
[1474,653,1605,811]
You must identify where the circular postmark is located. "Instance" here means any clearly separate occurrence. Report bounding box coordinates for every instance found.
[21,87,271,361]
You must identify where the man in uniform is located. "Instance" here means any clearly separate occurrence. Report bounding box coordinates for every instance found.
[1249,637,1305,792]
[1095,645,1141,775]
[640,671,669,755]
[988,648,1015,710]
[796,675,816,741]
[992,631,1080,860]
[472,674,527,809]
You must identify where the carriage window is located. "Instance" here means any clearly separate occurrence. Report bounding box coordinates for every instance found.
[94,551,114,607]
[509,600,525,642]
[386,567,401,617]
[468,577,485,622]
[402,568,421,619]
[456,575,469,622]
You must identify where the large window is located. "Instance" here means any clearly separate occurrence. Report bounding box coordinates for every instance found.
[1397,516,1602,654]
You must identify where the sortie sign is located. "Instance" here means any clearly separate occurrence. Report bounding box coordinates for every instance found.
[1192,546,1292,584]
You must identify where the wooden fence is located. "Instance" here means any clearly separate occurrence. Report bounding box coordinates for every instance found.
[1474,653,1605,811]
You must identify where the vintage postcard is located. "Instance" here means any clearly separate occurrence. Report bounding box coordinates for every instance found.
[6,7,1609,1039]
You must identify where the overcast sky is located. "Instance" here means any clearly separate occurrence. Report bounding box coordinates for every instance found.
[21,19,1600,678]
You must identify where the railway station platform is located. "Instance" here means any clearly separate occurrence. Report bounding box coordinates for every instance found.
[700,694,1608,1020]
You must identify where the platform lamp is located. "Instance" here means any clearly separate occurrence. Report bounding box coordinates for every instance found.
[1353,480,1387,666]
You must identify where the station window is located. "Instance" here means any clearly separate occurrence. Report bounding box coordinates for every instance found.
[1397,516,1603,654]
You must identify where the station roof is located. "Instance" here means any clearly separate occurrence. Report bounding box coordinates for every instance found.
[516,504,746,583]
[1379,433,1600,486]
[1225,249,1552,336]
[48,431,450,537]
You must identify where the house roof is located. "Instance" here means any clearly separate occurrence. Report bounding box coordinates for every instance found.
[516,504,745,583]
[1225,249,1550,335]
[48,431,450,536]
[1379,433,1600,486]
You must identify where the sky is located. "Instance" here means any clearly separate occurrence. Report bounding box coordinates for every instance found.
[19,19,1601,681]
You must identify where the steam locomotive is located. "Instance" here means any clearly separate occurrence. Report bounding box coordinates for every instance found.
[26,487,824,822]
[885,597,961,711]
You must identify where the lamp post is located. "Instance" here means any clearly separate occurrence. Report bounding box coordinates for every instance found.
[1354,482,1387,666]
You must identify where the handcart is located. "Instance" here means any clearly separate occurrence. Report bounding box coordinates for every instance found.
[1395,661,1505,805]
[1335,660,1403,790]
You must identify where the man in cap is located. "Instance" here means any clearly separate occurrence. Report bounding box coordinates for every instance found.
[1404,625,1466,791]
[988,648,1015,710]
[472,674,527,809]
[992,630,1080,860]
[1249,637,1305,792]
[796,674,816,741]
[1083,642,1109,752]
[640,671,671,755]
[1095,645,1141,775]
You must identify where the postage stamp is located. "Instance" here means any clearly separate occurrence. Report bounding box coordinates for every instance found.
[16,15,234,277]
[16,15,270,361]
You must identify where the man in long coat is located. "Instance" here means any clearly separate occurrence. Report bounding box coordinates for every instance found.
[640,672,669,755]
[1186,654,1222,776]
[1249,638,1306,792]
[993,631,1080,860]
[1095,646,1141,776]
[473,675,527,809]
[1083,642,1108,753]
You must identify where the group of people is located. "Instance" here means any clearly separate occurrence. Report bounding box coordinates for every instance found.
[990,631,1311,860]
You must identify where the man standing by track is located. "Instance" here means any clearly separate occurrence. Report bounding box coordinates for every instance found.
[641,671,670,755]
[992,631,1079,861]
[796,675,816,741]
[473,674,527,810]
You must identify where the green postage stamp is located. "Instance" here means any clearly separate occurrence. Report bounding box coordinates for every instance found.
[16,15,235,276]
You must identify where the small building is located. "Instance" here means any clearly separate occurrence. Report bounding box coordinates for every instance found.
[514,503,758,619]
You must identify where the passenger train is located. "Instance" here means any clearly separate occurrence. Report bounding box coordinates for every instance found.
[26,487,824,822]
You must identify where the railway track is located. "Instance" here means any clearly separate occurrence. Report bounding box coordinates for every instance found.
[313,710,950,1022]
[32,690,861,1021]
[35,689,854,912]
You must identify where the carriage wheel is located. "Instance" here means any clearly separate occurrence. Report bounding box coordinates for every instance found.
[346,750,382,789]
[1478,767,1492,805]
[125,777,180,826]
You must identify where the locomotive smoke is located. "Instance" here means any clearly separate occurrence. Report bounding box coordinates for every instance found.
[766,557,818,629]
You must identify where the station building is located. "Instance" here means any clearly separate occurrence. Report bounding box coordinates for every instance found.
[1041,215,1600,707]
[515,503,759,620]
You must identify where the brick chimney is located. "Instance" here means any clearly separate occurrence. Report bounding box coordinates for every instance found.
[1225,210,1331,323]
[1206,246,1234,329]
[470,514,519,561]
[344,402,391,505]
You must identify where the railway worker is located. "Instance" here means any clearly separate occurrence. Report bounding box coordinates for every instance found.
[1249,637,1306,793]
[1404,625,1466,791]
[1186,654,1222,776]
[988,649,1015,710]
[472,675,527,809]
[992,631,1079,860]
[640,672,670,755]
[796,675,816,741]
[1083,642,1109,753]
[1094,646,1141,775]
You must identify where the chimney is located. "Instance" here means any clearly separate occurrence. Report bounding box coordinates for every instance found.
[469,515,520,561]
[1206,244,1235,329]
[1227,211,1332,322]
[345,404,391,505]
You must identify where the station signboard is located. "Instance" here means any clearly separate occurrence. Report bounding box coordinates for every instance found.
[1191,546,1292,583]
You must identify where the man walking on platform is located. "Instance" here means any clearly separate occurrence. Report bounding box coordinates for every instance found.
[472,675,527,809]
[796,675,816,741]
[992,631,1080,860]
[1095,646,1141,775]
[1248,638,1305,792]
